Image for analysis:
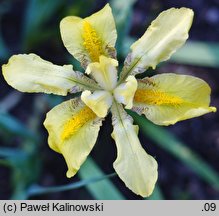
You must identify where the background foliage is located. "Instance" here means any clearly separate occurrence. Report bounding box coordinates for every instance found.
[0,0,219,199]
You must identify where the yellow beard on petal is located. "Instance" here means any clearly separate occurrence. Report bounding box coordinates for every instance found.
[82,21,103,62]
[61,106,96,141]
[134,89,183,106]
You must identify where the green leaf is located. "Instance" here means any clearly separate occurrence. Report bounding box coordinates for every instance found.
[121,37,135,57]
[22,0,63,48]
[170,41,219,68]
[0,159,11,167]
[0,92,22,113]
[0,1,11,60]
[129,111,219,191]
[64,0,95,17]
[147,185,164,200]
[10,147,41,199]
[79,157,125,200]
[0,147,23,158]
[0,113,36,141]
[110,0,136,56]
[23,0,62,34]
[0,145,41,200]
[0,24,10,60]
[0,32,9,60]
[27,172,116,198]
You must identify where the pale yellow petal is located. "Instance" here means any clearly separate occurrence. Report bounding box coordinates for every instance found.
[133,73,216,125]
[2,54,101,96]
[120,8,194,82]
[114,75,137,109]
[81,90,112,118]
[86,55,118,90]
[111,102,158,197]
[43,98,102,177]
[60,4,117,68]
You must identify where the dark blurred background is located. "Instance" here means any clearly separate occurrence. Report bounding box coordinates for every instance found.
[0,0,219,200]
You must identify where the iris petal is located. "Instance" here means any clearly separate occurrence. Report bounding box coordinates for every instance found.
[133,73,216,125]
[111,102,158,197]
[60,4,117,68]
[120,8,194,82]
[114,76,137,109]
[2,54,100,96]
[86,55,118,90]
[44,98,102,177]
[81,90,113,118]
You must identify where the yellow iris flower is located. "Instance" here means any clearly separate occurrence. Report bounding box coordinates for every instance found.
[2,4,216,197]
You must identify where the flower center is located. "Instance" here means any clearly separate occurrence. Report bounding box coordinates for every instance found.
[134,89,183,106]
[82,21,103,62]
[61,106,96,141]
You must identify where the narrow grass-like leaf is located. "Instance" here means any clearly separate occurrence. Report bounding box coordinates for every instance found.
[170,41,219,68]
[27,172,116,198]
[110,0,136,56]
[0,92,22,113]
[0,1,11,60]
[79,157,125,200]
[129,111,219,191]
[0,20,10,60]
[147,185,164,200]
[23,0,62,35]
[121,37,135,57]
[11,189,28,200]
[0,147,23,157]
[10,147,41,199]
[64,0,95,17]
[0,113,36,140]
[0,159,11,167]
[0,31,10,60]
[0,146,40,200]
[22,0,63,48]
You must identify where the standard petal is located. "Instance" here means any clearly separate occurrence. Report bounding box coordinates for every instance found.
[113,75,137,109]
[60,4,117,68]
[111,102,158,197]
[2,54,101,96]
[133,73,216,126]
[43,98,102,177]
[119,8,194,82]
[86,55,118,90]
[81,90,113,118]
